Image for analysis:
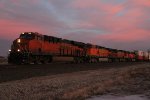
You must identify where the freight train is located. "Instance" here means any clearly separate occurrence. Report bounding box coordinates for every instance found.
[8,32,150,64]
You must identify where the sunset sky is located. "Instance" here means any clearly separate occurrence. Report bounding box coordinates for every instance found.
[0,0,150,56]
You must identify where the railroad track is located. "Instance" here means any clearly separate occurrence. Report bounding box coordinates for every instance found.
[0,62,147,83]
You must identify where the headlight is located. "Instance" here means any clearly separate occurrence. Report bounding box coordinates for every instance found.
[17,49,20,52]
[9,49,11,52]
[17,39,21,43]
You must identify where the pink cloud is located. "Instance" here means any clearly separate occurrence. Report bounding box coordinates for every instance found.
[0,0,150,54]
[98,29,150,42]
[0,19,46,39]
[70,0,150,43]
[132,0,150,7]
[72,0,124,15]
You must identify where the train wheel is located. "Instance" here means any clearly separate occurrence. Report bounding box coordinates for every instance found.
[48,56,53,63]
[34,56,40,64]
[41,60,45,64]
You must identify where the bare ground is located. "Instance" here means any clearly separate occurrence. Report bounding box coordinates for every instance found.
[0,62,144,83]
[0,62,150,100]
[0,58,7,65]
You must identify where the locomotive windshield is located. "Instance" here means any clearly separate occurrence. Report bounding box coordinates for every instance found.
[20,32,35,39]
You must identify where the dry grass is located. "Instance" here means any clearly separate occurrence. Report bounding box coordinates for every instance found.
[0,58,7,64]
[0,63,150,100]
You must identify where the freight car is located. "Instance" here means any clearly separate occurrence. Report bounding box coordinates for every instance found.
[8,32,150,64]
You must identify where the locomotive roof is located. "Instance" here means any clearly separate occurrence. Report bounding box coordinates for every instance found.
[21,32,42,36]
[20,32,136,53]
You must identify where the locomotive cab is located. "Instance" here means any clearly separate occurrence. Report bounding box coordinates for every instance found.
[19,32,35,40]
[11,32,36,53]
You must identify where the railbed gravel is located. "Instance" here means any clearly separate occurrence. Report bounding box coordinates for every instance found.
[0,63,150,100]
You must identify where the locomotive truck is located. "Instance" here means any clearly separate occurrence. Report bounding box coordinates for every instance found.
[8,32,150,64]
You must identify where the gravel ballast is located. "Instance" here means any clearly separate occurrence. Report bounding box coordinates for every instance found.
[0,62,150,100]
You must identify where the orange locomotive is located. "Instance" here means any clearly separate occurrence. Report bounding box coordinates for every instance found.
[8,32,145,64]
[8,32,86,64]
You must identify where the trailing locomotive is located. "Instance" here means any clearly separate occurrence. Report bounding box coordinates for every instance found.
[8,32,150,64]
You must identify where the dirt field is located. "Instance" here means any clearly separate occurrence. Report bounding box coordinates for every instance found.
[0,62,150,100]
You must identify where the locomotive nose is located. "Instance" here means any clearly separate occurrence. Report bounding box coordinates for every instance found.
[12,38,29,52]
